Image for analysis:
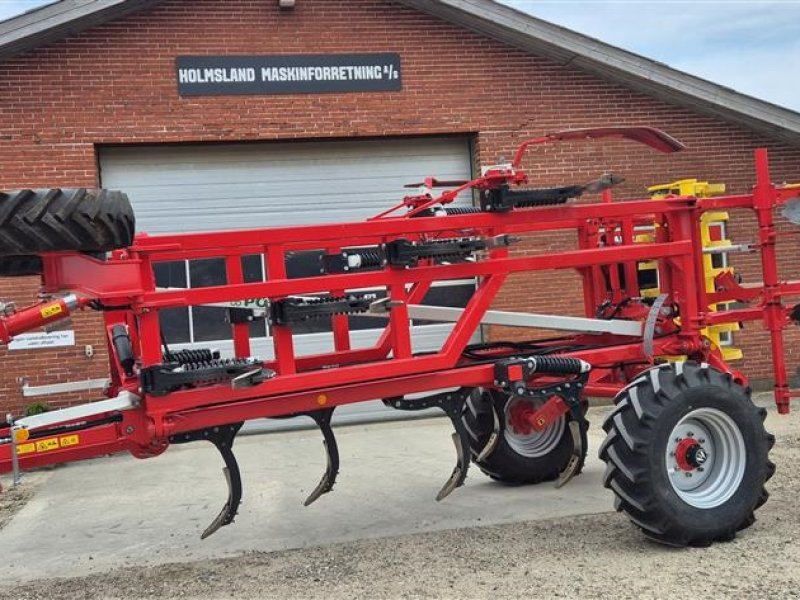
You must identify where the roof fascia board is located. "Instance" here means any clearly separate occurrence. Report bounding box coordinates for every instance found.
[0,0,161,61]
[399,0,800,145]
[1,0,798,145]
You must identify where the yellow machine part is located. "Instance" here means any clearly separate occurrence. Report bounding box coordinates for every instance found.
[639,179,742,360]
[647,179,726,199]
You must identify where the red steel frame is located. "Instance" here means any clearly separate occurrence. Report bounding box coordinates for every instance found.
[1,131,799,475]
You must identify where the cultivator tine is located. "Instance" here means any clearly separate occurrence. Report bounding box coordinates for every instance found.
[556,419,585,489]
[475,399,501,463]
[384,389,472,501]
[202,458,242,540]
[434,391,474,501]
[170,422,244,539]
[303,408,339,507]
[436,423,471,501]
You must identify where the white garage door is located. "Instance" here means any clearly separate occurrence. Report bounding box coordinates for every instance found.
[99,137,477,426]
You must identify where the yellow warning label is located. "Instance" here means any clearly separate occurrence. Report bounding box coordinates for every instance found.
[59,435,79,448]
[17,443,35,455]
[40,304,63,319]
[35,438,59,453]
[13,434,80,456]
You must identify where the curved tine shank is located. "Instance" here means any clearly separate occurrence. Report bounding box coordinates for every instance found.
[201,422,244,539]
[303,408,340,507]
[555,420,584,489]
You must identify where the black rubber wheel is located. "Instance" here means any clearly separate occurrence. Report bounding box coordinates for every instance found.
[0,255,43,277]
[600,361,775,547]
[0,188,134,255]
[461,388,588,484]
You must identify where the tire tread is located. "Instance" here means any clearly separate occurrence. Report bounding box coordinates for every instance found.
[599,361,773,547]
[461,388,586,485]
[0,188,134,255]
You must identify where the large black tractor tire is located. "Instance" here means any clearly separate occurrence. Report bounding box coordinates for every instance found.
[600,361,775,547]
[0,189,134,256]
[461,388,587,485]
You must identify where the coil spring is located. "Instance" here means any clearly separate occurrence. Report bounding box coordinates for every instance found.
[534,356,584,375]
[444,206,482,215]
[355,249,384,268]
[165,348,215,366]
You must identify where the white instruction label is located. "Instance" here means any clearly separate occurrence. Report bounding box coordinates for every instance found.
[8,330,76,350]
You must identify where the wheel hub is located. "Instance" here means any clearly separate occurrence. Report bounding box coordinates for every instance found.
[688,445,708,467]
[503,396,565,458]
[664,408,747,509]
[508,399,536,435]
[674,437,709,471]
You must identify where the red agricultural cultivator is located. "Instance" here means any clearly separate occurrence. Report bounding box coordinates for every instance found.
[0,127,796,546]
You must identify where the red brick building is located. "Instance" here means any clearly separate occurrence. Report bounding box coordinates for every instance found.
[1,0,799,417]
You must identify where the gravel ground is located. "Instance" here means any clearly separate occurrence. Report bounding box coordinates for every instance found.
[2,399,799,599]
[0,470,47,531]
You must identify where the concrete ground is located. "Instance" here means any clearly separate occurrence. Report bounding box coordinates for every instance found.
[0,407,614,584]
[4,397,800,599]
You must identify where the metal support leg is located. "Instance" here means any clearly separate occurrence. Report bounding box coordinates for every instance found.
[7,414,20,486]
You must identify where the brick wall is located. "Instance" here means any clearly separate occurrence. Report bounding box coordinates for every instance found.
[0,0,799,415]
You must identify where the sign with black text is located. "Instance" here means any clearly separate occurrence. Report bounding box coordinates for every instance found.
[8,330,75,351]
[176,54,402,96]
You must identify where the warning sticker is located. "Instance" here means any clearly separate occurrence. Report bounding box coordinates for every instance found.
[17,443,35,455]
[14,434,80,456]
[60,435,79,448]
[35,438,59,453]
[40,304,63,319]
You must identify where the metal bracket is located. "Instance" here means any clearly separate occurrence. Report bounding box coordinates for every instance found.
[385,235,514,268]
[269,294,375,325]
[643,293,669,360]
[494,356,590,397]
[141,358,265,396]
[231,368,275,390]
[480,184,579,212]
